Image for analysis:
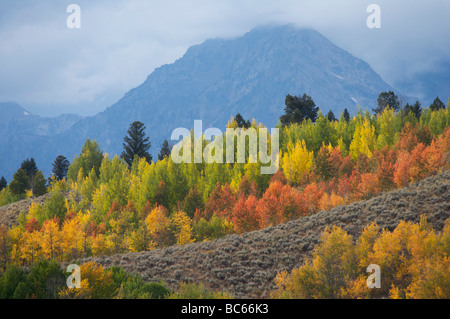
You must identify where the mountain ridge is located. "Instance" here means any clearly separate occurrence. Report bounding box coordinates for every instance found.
[1,25,405,180]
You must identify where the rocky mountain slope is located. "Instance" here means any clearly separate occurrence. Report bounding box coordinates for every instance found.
[0,25,404,181]
[58,25,402,163]
[79,170,449,298]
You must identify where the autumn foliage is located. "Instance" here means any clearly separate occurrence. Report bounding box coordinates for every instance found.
[0,106,448,273]
[272,217,450,299]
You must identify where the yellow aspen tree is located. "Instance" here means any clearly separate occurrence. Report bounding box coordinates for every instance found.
[28,202,44,224]
[172,211,194,246]
[91,234,109,256]
[282,140,313,185]
[61,216,84,260]
[0,225,10,270]
[106,219,126,254]
[21,231,42,265]
[146,205,170,248]
[226,116,239,129]
[127,174,142,210]
[376,107,401,149]
[77,212,92,259]
[350,118,376,160]
[40,218,61,260]
[8,227,25,265]
[128,230,155,252]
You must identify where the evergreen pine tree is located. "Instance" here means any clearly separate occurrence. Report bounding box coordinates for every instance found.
[0,176,6,192]
[121,121,152,167]
[373,91,400,114]
[20,158,38,181]
[280,93,319,126]
[234,113,251,128]
[429,97,445,111]
[404,101,422,119]
[343,108,350,123]
[158,139,172,161]
[326,110,336,122]
[9,168,29,196]
[52,155,70,181]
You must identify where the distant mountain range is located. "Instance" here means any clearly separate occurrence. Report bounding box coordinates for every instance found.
[0,25,415,181]
[394,60,450,107]
[0,101,83,181]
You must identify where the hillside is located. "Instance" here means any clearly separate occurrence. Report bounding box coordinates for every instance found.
[0,25,405,181]
[70,170,449,299]
[0,192,72,229]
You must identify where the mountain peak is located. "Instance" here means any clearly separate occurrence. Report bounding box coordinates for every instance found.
[245,24,317,37]
[1,27,402,180]
[0,101,34,122]
[89,25,400,162]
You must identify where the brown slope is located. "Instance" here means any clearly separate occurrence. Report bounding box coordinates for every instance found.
[0,191,78,229]
[79,170,449,299]
[0,194,51,229]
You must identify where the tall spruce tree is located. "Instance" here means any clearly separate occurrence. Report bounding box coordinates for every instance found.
[326,110,337,122]
[158,139,172,161]
[20,158,42,192]
[121,121,152,167]
[429,97,445,111]
[52,155,70,181]
[404,101,422,119]
[0,176,7,192]
[343,108,350,123]
[20,158,38,181]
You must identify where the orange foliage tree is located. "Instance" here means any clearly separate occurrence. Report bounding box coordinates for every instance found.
[232,195,261,234]
[257,181,307,227]
[200,183,236,221]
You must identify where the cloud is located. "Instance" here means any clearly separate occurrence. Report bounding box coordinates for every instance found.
[0,0,449,116]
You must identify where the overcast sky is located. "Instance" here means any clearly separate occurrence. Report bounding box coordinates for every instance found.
[0,0,449,116]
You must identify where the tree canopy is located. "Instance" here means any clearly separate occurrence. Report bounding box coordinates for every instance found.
[373,91,400,114]
[280,93,319,126]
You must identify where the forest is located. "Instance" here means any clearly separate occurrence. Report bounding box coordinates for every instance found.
[0,93,449,299]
